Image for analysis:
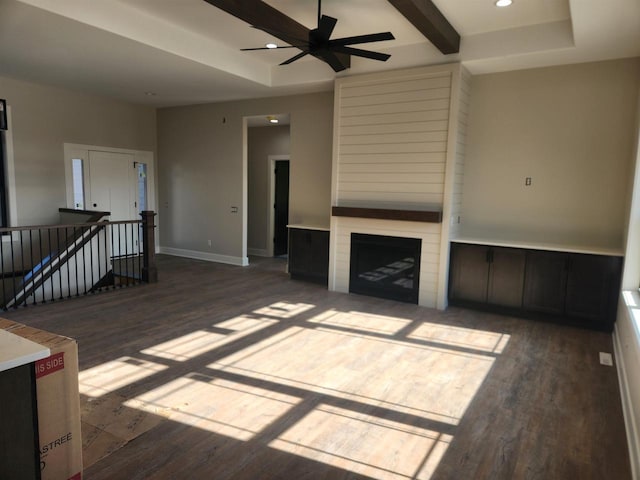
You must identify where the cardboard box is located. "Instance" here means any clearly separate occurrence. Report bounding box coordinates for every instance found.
[1,320,83,480]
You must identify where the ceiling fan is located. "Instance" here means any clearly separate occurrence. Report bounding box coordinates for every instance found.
[239,0,395,72]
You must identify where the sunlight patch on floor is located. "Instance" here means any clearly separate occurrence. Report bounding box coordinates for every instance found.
[212,324,496,425]
[124,373,300,441]
[307,308,413,335]
[408,322,511,354]
[252,301,316,319]
[140,317,277,361]
[84,303,509,479]
[79,356,168,397]
[140,329,228,361]
[269,403,453,480]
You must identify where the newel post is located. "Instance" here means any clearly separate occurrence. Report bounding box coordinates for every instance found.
[141,210,158,283]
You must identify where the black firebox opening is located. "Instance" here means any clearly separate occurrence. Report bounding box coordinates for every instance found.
[349,233,422,304]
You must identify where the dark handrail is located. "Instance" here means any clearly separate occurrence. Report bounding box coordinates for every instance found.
[0,219,141,233]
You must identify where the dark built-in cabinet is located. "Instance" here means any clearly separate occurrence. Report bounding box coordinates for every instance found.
[449,242,623,331]
[0,363,41,480]
[450,244,526,308]
[288,227,329,285]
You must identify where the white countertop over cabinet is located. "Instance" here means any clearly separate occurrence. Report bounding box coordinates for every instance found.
[0,329,50,372]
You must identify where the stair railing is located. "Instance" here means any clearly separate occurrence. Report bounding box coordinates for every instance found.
[0,210,157,309]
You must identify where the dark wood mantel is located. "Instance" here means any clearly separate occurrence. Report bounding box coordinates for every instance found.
[332,206,442,223]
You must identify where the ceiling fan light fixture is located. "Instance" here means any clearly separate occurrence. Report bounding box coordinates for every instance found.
[495,0,513,7]
[265,43,278,49]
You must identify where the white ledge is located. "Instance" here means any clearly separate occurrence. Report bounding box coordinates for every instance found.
[0,330,50,373]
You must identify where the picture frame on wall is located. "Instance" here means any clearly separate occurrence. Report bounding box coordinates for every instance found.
[0,99,6,130]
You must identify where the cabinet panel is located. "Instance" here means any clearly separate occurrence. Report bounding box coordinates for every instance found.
[523,251,567,315]
[487,248,526,308]
[0,364,40,480]
[288,229,329,285]
[565,254,621,325]
[449,243,489,303]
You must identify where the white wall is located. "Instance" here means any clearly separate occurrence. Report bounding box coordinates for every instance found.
[157,91,333,264]
[0,75,157,226]
[615,78,640,480]
[247,125,290,254]
[462,58,640,250]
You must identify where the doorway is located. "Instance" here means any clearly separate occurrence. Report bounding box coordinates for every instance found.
[64,143,156,255]
[245,116,291,260]
[273,159,290,257]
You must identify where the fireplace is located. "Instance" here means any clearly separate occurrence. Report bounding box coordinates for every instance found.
[349,233,422,304]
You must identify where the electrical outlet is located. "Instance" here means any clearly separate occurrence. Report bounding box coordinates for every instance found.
[525,177,532,186]
[599,352,613,366]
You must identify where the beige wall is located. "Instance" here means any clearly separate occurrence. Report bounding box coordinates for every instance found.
[247,125,290,253]
[157,91,333,261]
[462,58,640,249]
[0,75,156,226]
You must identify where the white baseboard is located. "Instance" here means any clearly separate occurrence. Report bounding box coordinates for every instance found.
[613,304,640,480]
[248,248,270,257]
[159,246,249,266]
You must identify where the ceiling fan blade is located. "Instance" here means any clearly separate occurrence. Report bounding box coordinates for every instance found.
[240,46,298,51]
[331,45,391,62]
[329,32,395,47]
[251,25,309,49]
[280,50,311,65]
[315,50,350,72]
[317,15,337,40]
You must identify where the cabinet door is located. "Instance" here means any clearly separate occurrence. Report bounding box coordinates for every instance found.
[0,364,40,480]
[288,229,329,284]
[523,251,567,315]
[288,229,311,274]
[565,254,621,325]
[308,230,329,282]
[488,248,526,308]
[449,243,490,303]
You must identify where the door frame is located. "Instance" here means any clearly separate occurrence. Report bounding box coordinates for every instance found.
[267,155,290,258]
[64,143,156,214]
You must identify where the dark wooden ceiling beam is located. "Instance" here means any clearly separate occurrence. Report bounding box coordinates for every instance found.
[387,0,460,54]
[203,0,310,43]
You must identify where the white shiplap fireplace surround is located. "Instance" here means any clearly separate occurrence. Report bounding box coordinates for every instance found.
[328,63,470,309]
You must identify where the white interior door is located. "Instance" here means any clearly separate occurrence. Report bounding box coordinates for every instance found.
[88,151,136,256]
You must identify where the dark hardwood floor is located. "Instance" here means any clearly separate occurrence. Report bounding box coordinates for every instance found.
[3,255,631,479]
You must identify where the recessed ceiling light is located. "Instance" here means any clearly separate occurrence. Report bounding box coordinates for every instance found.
[265,43,278,49]
[144,91,157,96]
[495,0,512,6]
[268,116,279,124]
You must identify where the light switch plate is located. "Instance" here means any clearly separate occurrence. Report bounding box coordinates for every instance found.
[599,352,613,366]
